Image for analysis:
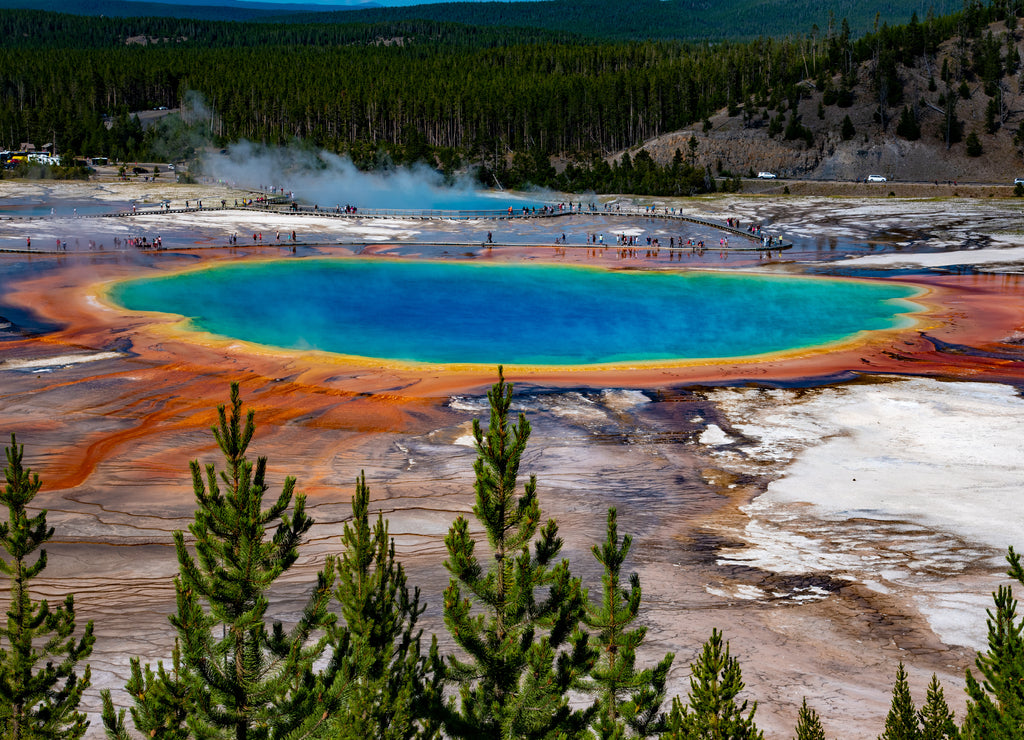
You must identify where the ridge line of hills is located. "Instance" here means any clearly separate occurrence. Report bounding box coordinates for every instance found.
[0,0,953,41]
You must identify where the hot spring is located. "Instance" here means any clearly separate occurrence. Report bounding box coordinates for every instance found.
[109,259,923,366]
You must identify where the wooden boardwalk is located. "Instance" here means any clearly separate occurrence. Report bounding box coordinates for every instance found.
[1,201,791,254]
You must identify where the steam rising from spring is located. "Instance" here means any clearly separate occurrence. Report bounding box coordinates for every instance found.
[202,141,510,211]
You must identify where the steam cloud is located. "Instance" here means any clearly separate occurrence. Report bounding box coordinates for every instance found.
[141,92,545,211]
[202,141,511,211]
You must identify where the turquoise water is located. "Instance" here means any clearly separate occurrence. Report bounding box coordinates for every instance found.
[355,189,542,212]
[110,260,922,365]
[0,200,122,217]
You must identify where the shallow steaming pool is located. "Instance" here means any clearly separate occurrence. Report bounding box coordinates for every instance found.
[110,259,923,365]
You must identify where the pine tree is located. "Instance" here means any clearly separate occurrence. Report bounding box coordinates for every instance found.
[895,106,921,140]
[880,662,920,740]
[441,368,597,739]
[108,644,190,740]
[792,698,825,740]
[663,629,763,740]
[329,471,442,739]
[961,546,1024,740]
[584,508,674,739]
[841,115,856,141]
[942,79,963,148]
[964,131,983,156]
[102,383,341,740]
[918,674,957,740]
[985,97,1001,134]
[0,435,95,740]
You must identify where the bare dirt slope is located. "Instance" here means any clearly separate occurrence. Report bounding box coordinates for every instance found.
[632,20,1024,185]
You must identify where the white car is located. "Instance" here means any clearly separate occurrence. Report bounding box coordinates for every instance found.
[756,171,777,179]
[867,174,887,183]
[1014,178,1024,185]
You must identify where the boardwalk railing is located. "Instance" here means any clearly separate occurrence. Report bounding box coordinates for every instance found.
[266,205,557,220]
[72,203,574,221]
[3,201,791,253]
[609,205,788,248]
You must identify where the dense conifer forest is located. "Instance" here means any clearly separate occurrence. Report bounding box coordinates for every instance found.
[0,0,956,40]
[3,1,1022,193]
[285,0,950,42]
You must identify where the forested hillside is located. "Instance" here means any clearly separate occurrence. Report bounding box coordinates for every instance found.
[0,0,313,23]
[289,0,950,42]
[0,9,570,48]
[0,0,956,41]
[3,0,1024,192]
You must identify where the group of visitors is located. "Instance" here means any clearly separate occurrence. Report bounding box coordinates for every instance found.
[115,235,162,250]
[21,234,163,252]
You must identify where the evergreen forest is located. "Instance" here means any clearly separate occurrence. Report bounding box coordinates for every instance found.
[3,0,1024,192]
[0,0,957,41]
[1,374,1022,739]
